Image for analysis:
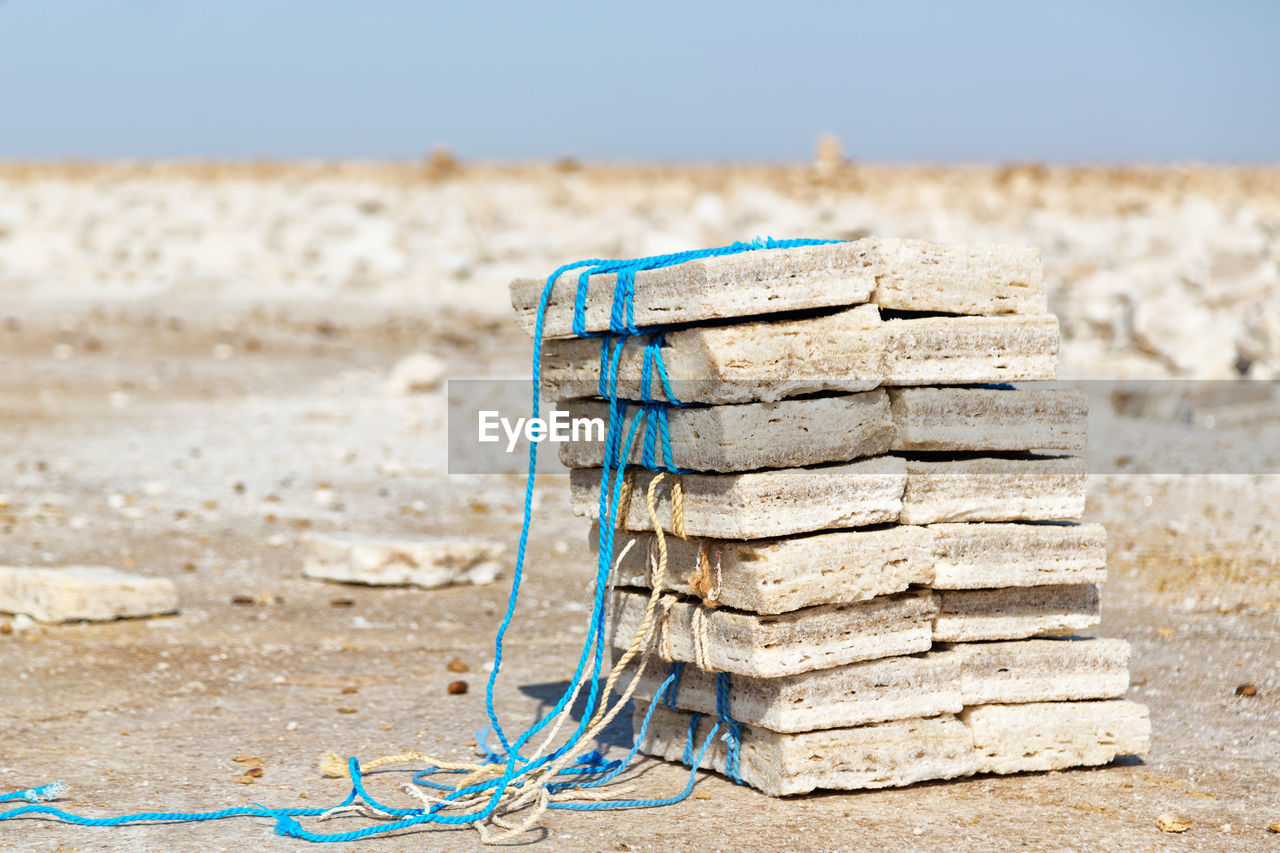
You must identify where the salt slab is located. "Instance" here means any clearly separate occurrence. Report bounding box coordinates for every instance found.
[540,306,1059,404]
[572,456,907,540]
[932,584,1102,642]
[571,454,1086,539]
[637,699,1149,796]
[900,455,1087,524]
[951,637,1131,705]
[0,565,178,623]
[302,532,505,588]
[623,637,1131,733]
[560,387,1087,473]
[608,588,936,678]
[602,522,930,614]
[510,237,1046,340]
[601,521,1104,613]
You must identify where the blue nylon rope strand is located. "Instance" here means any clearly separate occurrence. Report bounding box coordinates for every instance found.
[549,719,723,812]
[715,673,745,785]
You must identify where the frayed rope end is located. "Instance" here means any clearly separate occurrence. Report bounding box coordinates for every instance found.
[23,781,68,803]
[318,751,349,779]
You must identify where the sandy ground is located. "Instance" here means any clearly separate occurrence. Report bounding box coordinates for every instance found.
[1,165,1279,851]
[1,302,1277,853]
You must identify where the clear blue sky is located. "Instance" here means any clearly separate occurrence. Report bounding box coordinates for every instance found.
[1,0,1276,162]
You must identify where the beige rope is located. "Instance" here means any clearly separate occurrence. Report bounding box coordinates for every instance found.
[475,470,681,841]
[669,476,686,539]
[615,469,635,530]
[317,470,695,842]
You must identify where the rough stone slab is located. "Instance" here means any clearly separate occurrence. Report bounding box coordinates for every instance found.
[558,391,894,473]
[889,387,1088,453]
[901,455,1087,524]
[624,638,1130,732]
[933,584,1101,642]
[637,705,979,796]
[542,304,882,404]
[871,239,1046,317]
[0,565,178,623]
[570,456,907,539]
[638,699,1148,796]
[928,522,1107,589]
[600,520,1101,614]
[301,532,504,588]
[572,454,1084,538]
[510,237,1045,340]
[879,313,1059,387]
[623,651,962,733]
[951,638,1132,705]
[601,522,931,614]
[562,387,1085,473]
[608,588,936,678]
[964,700,1151,775]
[540,306,1059,404]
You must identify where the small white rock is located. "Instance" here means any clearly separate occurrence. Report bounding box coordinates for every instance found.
[302,532,505,589]
[385,353,446,395]
[0,566,179,623]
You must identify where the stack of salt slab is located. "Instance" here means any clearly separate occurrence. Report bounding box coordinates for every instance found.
[508,239,1149,796]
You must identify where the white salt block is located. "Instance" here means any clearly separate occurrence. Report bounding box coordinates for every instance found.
[0,565,178,623]
[932,584,1102,642]
[540,306,1059,404]
[571,456,906,540]
[302,532,504,588]
[560,387,1087,474]
[608,588,936,678]
[510,237,1045,340]
[385,352,446,395]
[638,698,1149,796]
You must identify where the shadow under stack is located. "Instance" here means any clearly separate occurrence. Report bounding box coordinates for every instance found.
[510,238,1150,797]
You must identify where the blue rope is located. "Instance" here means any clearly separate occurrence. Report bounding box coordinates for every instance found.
[664,662,686,708]
[715,673,746,785]
[0,781,67,804]
[0,237,838,841]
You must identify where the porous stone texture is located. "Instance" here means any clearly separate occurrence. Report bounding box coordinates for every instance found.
[539,306,1059,404]
[572,454,1086,538]
[301,532,505,588]
[879,313,1059,387]
[932,584,1102,642]
[599,521,1101,613]
[900,455,1087,524]
[624,638,1132,733]
[889,387,1088,453]
[570,457,907,539]
[964,700,1152,775]
[637,705,980,796]
[951,637,1132,705]
[608,588,936,678]
[928,522,1107,589]
[561,387,1087,473]
[558,391,895,473]
[622,651,962,733]
[870,238,1047,317]
[0,565,178,623]
[638,699,1149,796]
[510,237,1046,339]
[601,522,931,614]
